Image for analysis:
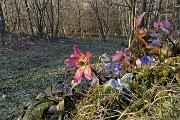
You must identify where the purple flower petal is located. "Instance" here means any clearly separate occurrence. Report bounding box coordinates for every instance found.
[163,20,172,29]
[114,63,120,74]
[105,63,111,69]
[98,67,103,73]
[141,56,153,66]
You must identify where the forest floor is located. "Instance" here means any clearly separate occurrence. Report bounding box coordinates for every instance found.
[0,37,127,119]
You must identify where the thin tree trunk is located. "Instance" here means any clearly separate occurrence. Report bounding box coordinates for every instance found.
[89,0,106,40]
[50,0,54,38]
[0,2,6,48]
[141,0,147,27]
[128,0,136,47]
[24,0,34,35]
[55,0,61,38]
[14,0,21,34]
[154,0,162,22]
[146,0,153,28]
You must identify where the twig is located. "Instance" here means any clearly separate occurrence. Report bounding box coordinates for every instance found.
[166,35,176,46]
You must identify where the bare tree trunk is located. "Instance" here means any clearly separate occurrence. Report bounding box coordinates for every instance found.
[33,0,47,37]
[0,2,6,48]
[24,0,34,35]
[146,0,153,28]
[89,0,106,41]
[77,4,82,34]
[128,0,136,47]
[154,0,162,22]
[50,0,54,38]
[141,0,147,27]
[55,0,61,38]
[14,0,21,34]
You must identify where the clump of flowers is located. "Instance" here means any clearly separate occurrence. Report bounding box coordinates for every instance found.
[19,12,180,120]
[63,12,179,88]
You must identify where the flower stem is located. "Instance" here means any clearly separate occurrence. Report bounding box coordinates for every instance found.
[90,67,104,85]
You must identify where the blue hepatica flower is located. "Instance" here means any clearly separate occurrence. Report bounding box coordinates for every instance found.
[105,63,111,69]
[141,56,153,66]
[114,63,120,74]
[61,82,66,91]
[98,66,103,73]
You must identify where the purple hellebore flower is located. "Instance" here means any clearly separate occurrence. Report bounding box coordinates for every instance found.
[140,56,153,66]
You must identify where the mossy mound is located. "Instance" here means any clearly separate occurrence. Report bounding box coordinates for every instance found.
[72,86,129,120]
[135,65,176,87]
[71,65,180,119]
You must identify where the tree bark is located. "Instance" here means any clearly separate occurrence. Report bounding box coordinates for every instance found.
[55,0,61,38]
[0,2,6,48]
[141,0,147,27]
[128,0,136,47]
[89,0,106,40]
[24,0,34,35]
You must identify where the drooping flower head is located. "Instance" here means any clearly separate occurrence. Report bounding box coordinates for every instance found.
[135,12,147,38]
[133,12,161,55]
[140,56,153,66]
[64,44,92,83]
[112,48,131,69]
[153,19,179,36]
[112,48,130,62]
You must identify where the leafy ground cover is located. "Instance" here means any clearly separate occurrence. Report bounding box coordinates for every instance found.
[0,37,127,119]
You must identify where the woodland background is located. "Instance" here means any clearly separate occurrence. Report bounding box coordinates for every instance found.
[0,0,179,48]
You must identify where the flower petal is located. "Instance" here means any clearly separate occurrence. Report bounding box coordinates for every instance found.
[71,53,79,57]
[147,56,153,63]
[73,44,81,56]
[85,51,91,59]
[163,19,172,29]
[141,56,152,66]
[74,68,83,83]
[148,39,161,47]
[125,48,130,57]
[136,28,147,37]
[136,58,141,68]
[149,32,163,38]
[84,65,92,80]
[64,57,79,68]
[159,25,170,34]
[135,12,146,28]
[153,22,160,29]
[112,51,123,62]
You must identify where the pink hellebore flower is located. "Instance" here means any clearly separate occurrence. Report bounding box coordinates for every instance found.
[64,44,92,83]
